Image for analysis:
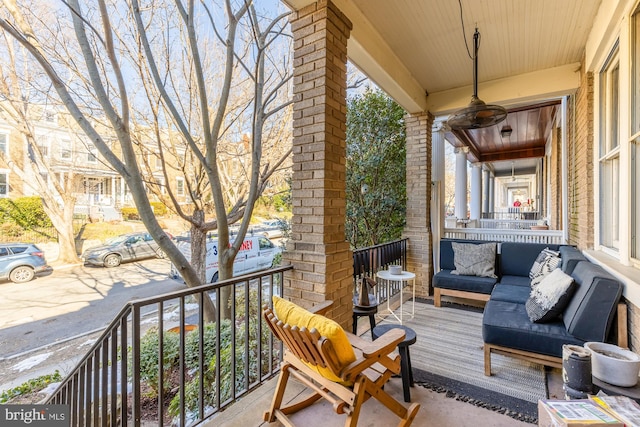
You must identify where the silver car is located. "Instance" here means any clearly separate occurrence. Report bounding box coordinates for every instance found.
[0,243,50,283]
[82,232,167,268]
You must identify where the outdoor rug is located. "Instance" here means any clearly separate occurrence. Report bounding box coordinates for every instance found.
[377,299,547,423]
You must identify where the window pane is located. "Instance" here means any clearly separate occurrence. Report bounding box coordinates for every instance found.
[633,141,640,259]
[610,65,619,149]
[0,134,6,154]
[0,173,6,195]
[600,157,620,250]
[633,7,640,133]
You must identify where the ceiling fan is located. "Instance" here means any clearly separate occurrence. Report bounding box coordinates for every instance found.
[447,28,507,130]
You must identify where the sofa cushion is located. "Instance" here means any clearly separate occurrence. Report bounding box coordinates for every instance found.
[529,248,562,288]
[433,270,497,294]
[490,284,531,304]
[525,268,576,323]
[499,242,560,277]
[482,300,584,358]
[498,275,531,287]
[559,246,588,275]
[563,262,623,342]
[273,296,356,383]
[439,239,496,271]
[451,242,497,278]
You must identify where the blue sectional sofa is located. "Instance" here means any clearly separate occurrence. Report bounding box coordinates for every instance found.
[432,239,627,375]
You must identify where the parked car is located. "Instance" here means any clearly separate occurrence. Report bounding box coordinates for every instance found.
[252,219,285,239]
[170,235,281,283]
[82,232,168,268]
[0,243,50,283]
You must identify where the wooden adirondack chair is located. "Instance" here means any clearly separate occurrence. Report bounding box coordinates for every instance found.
[263,299,420,427]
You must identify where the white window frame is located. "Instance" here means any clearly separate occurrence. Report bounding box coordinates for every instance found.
[0,169,8,197]
[60,139,72,160]
[87,146,98,163]
[176,177,185,196]
[0,132,8,156]
[597,48,621,255]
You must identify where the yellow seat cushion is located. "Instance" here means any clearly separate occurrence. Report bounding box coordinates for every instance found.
[273,296,356,383]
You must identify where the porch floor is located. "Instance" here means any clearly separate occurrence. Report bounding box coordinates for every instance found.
[206,296,565,427]
[207,369,561,426]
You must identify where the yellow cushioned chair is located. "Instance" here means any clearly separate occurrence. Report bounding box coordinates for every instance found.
[263,296,420,427]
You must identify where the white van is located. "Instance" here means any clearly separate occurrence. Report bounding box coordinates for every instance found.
[170,235,281,283]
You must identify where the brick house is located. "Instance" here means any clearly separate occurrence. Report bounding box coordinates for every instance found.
[280,0,640,352]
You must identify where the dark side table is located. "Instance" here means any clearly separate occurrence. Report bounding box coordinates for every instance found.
[372,324,416,402]
[353,296,378,341]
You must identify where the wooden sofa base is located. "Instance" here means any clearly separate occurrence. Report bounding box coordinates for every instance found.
[484,303,629,376]
[434,288,490,307]
[484,344,562,376]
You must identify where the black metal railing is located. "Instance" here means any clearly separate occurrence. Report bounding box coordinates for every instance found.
[352,238,408,304]
[46,266,291,426]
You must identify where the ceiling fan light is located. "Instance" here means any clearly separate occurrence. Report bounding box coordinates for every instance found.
[501,125,513,138]
[445,28,507,130]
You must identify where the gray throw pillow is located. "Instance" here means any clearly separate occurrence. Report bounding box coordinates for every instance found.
[525,268,575,323]
[529,248,561,288]
[451,242,497,278]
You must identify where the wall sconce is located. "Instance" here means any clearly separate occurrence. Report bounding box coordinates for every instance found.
[500,125,513,139]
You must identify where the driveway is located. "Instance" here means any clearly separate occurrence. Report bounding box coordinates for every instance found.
[0,258,186,359]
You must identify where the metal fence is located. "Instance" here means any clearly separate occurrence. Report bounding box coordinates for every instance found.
[0,218,86,243]
[46,266,290,426]
[352,238,408,304]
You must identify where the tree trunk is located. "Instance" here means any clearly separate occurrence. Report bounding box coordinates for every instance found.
[189,209,218,322]
[40,195,81,264]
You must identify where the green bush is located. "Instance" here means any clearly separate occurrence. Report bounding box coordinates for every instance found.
[0,196,52,228]
[150,202,168,216]
[120,207,140,221]
[135,327,181,397]
[0,371,62,403]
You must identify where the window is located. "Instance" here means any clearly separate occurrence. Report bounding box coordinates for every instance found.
[176,177,185,196]
[0,171,7,197]
[88,146,97,163]
[61,140,71,160]
[633,7,640,260]
[599,50,620,251]
[0,133,7,155]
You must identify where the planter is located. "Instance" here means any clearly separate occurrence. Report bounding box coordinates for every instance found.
[530,225,549,230]
[389,265,402,275]
[584,342,640,387]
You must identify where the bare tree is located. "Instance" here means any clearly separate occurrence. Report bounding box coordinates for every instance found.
[0,34,82,264]
[0,0,293,320]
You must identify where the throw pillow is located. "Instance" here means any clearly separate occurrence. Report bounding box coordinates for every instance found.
[272,296,356,384]
[525,268,576,323]
[529,248,561,288]
[450,242,497,278]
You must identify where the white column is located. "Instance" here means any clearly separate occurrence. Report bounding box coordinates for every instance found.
[432,122,446,271]
[470,164,482,221]
[489,173,495,215]
[482,167,490,215]
[454,147,468,220]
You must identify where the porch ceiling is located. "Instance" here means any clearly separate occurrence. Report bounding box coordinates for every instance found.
[283,0,602,165]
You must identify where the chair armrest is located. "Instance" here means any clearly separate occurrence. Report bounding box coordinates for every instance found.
[309,300,333,315]
[346,329,405,358]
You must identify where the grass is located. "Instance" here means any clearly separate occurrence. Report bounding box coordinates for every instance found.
[77,221,148,242]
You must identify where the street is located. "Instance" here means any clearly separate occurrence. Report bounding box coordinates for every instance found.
[0,258,186,391]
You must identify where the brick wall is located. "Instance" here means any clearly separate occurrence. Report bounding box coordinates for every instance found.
[402,112,433,297]
[568,64,594,249]
[285,0,354,328]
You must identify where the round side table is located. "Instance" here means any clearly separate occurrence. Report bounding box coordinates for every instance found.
[372,324,416,402]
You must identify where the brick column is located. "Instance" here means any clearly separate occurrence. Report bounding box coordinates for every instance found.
[403,113,433,297]
[285,0,353,328]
